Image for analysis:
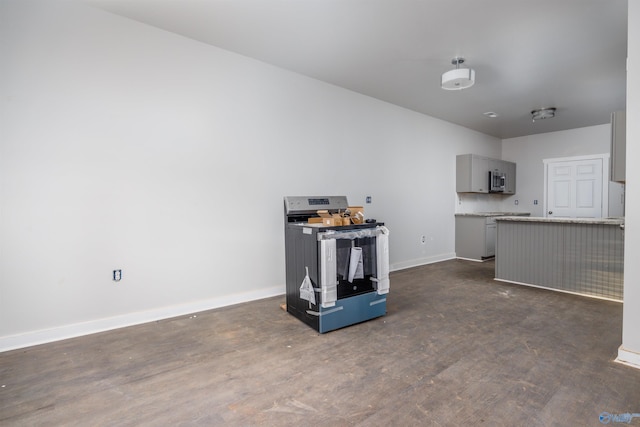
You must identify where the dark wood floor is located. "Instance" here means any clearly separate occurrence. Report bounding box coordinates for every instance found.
[1,259,638,426]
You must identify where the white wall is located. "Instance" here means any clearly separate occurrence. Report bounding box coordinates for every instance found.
[0,0,501,350]
[501,125,622,217]
[618,1,640,368]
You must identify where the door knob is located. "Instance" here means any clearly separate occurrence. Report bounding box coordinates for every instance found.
[548,211,553,215]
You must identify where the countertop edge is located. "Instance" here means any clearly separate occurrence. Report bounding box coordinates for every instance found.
[495,216,624,225]
[455,212,531,217]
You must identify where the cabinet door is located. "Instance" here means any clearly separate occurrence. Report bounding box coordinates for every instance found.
[610,111,626,183]
[455,216,487,260]
[503,161,517,194]
[471,156,489,193]
[485,224,496,257]
[456,154,489,193]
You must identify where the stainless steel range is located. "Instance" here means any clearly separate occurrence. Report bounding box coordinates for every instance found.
[283,196,390,333]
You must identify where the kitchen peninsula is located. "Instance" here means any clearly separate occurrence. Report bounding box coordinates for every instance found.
[495,216,625,301]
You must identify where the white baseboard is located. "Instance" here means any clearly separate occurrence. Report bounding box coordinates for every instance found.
[391,253,456,272]
[616,346,640,370]
[1,253,457,353]
[455,256,485,263]
[0,286,284,353]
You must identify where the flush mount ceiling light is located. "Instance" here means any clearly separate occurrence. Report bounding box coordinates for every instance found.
[441,57,475,90]
[483,111,499,118]
[531,107,556,122]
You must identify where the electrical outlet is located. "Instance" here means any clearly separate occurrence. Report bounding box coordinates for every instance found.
[534,200,538,205]
[113,270,122,281]
[421,235,426,244]
[366,196,372,204]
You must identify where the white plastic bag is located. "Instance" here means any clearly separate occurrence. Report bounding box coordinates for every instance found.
[299,266,316,305]
[348,247,364,282]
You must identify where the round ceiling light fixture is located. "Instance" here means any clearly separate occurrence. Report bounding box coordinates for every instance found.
[441,57,475,90]
[531,107,556,122]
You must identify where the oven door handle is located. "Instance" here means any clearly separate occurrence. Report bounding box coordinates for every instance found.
[374,226,390,295]
[319,239,337,308]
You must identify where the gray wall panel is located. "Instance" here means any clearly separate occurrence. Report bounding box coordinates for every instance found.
[496,221,623,301]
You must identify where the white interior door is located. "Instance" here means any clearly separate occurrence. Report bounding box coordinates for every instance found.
[546,158,603,218]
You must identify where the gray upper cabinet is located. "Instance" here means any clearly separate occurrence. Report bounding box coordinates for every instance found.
[610,110,626,183]
[502,160,516,194]
[456,154,489,193]
[456,154,516,194]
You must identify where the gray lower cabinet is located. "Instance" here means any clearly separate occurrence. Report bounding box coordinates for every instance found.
[455,215,497,261]
[485,222,496,256]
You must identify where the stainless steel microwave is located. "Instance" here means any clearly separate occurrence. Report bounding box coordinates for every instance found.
[489,170,506,192]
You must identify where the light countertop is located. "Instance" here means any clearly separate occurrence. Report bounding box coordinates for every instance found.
[455,212,531,217]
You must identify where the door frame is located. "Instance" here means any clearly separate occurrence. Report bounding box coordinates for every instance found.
[543,153,610,218]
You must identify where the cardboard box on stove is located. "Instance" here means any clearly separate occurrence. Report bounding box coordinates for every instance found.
[314,210,333,226]
[313,210,346,226]
[348,206,365,224]
[324,214,343,226]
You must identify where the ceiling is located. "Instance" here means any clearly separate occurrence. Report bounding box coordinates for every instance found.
[84,0,628,139]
